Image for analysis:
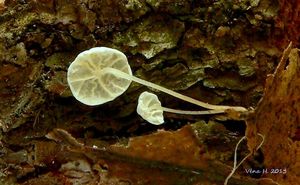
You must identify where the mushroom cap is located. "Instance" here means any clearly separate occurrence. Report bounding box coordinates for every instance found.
[67,47,132,106]
[137,91,164,125]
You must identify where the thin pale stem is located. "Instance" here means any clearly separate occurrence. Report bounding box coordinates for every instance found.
[104,67,247,111]
[162,107,225,115]
[224,134,265,185]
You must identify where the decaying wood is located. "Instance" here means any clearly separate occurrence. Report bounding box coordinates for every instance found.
[246,43,300,184]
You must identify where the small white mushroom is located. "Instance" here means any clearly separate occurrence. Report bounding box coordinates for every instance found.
[136,91,164,125]
[67,47,247,112]
[67,47,132,106]
[137,91,224,125]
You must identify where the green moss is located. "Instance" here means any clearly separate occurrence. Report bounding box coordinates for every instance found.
[203,74,256,91]
[45,52,75,69]
[0,43,28,67]
[146,0,192,14]
[113,15,184,59]
[190,121,240,163]
[237,58,256,77]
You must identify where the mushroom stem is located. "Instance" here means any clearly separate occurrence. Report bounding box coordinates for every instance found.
[161,107,225,115]
[103,67,247,112]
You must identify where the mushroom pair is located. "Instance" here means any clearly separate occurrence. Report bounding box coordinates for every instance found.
[67,47,247,125]
[137,91,225,125]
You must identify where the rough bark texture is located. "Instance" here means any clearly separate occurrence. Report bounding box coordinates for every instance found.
[246,44,300,185]
[0,0,299,185]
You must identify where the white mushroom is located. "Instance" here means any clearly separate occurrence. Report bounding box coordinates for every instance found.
[137,91,224,125]
[67,47,247,112]
[136,91,164,125]
[67,47,132,106]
